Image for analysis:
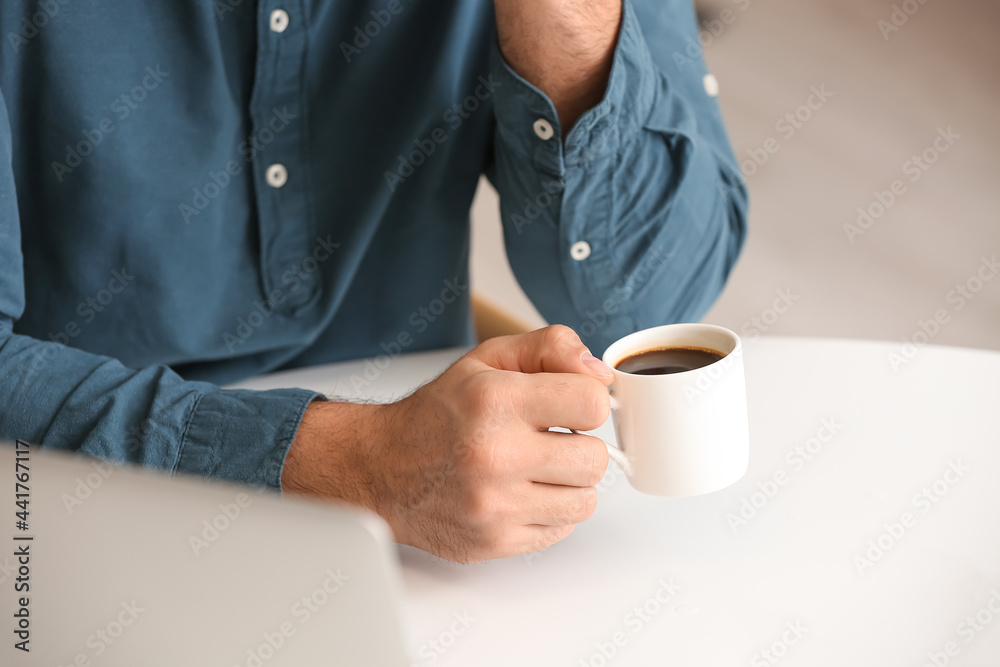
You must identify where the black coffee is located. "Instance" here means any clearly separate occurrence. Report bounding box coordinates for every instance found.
[615,346,724,375]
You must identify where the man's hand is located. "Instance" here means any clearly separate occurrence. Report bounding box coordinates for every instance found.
[494,0,622,134]
[282,325,615,564]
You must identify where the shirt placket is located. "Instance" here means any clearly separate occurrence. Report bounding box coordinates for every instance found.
[251,0,317,314]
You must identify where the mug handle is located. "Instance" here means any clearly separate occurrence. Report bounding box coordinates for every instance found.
[572,396,632,476]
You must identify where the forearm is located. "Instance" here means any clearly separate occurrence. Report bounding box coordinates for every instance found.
[494,0,622,134]
[0,326,320,487]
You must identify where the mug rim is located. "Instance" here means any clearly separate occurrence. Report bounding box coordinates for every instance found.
[602,323,742,377]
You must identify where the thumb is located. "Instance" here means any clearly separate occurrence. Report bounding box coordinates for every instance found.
[471,325,614,384]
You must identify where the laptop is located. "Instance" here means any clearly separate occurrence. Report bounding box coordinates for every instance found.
[0,442,412,666]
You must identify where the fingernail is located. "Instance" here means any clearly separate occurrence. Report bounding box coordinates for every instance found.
[581,351,613,378]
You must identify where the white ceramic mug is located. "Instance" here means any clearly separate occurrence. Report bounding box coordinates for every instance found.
[581,323,750,497]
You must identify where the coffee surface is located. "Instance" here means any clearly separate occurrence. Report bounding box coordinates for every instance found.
[615,346,724,375]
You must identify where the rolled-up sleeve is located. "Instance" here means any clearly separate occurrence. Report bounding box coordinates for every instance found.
[488,0,748,355]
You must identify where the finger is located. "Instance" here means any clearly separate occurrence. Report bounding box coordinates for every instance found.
[523,431,609,487]
[521,483,599,527]
[471,325,614,384]
[512,372,611,431]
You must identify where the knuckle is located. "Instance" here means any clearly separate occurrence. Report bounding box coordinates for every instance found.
[451,439,476,467]
[458,430,507,480]
[549,488,598,525]
[460,373,497,414]
[442,355,480,387]
[462,488,496,528]
[577,487,599,521]
[468,336,500,362]
[582,438,609,485]
[580,380,611,428]
[543,324,578,348]
[460,435,490,470]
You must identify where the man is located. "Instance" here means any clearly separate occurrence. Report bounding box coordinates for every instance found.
[0,0,746,563]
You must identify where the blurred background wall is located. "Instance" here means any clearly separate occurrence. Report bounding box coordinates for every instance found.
[470,0,1000,351]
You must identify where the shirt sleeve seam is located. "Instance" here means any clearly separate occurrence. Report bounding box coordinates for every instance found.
[173,391,206,475]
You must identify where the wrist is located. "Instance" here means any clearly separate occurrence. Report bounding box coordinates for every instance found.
[281,400,385,512]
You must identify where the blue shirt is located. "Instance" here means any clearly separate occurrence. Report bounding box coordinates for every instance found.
[0,0,747,489]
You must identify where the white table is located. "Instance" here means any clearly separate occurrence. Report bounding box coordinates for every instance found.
[232,337,1000,666]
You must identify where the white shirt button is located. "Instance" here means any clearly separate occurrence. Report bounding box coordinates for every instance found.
[570,241,592,261]
[270,9,289,33]
[266,164,288,188]
[533,118,555,141]
[703,73,719,97]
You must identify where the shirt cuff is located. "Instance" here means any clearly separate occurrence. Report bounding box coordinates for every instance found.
[490,0,658,173]
[174,387,322,491]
